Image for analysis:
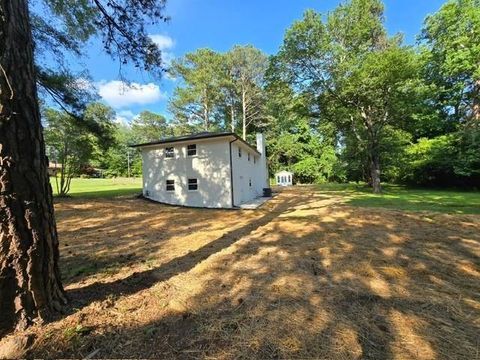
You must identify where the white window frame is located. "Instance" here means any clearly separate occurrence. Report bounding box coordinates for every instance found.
[166,179,175,191]
[187,144,197,157]
[188,178,198,191]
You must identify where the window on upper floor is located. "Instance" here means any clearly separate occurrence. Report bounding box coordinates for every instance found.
[188,178,198,191]
[247,153,250,161]
[166,179,175,191]
[165,147,174,158]
[187,144,197,156]
[254,156,256,164]
[238,147,242,158]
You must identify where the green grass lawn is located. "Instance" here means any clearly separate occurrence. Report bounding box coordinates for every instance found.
[51,177,142,198]
[314,183,480,214]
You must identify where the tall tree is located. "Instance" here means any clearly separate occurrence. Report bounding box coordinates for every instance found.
[45,103,116,196]
[275,2,419,192]
[131,111,173,143]
[45,109,95,196]
[420,0,480,124]
[227,45,268,139]
[0,0,168,333]
[169,49,225,131]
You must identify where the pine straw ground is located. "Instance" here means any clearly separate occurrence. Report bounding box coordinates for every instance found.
[5,187,480,358]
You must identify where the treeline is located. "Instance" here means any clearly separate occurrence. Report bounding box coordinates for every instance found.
[44,0,480,192]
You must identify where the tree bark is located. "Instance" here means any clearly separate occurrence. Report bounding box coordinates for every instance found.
[369,150,382,194]
[230,103,235,133]
[242,87,247,140]
[472,79,480,123]
[0,0,66,335]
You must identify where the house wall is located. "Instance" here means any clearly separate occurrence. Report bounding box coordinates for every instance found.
[141,138,232,208]
[230,139,267,206]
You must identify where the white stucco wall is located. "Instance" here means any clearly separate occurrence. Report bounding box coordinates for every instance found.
[230,139,268,206]
[141,138,232,208]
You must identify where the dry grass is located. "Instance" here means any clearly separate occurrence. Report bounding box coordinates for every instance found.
[6,187,480,358]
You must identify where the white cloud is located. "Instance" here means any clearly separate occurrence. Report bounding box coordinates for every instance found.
[149,34,177,72]
[97,80,165,108]
[114,110,137,125]
[149,34,174,50]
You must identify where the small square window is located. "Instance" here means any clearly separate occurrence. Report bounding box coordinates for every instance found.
[166,179,175,191]
[188,178,198,191]
[187,144,197,156]
[247,153,250,161]
[165,147,174,158]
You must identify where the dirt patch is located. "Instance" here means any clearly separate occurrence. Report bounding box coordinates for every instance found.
[6,187,480,359]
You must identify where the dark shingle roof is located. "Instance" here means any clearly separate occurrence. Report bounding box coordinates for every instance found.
[129,131,261,155]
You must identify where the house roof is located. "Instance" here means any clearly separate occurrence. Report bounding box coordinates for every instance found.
[130,131,261,155]
[275,170,293,175]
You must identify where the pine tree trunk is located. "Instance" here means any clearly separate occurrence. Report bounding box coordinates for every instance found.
[230,104,235,133]
[0,0,66,335]
[242,88,247,140]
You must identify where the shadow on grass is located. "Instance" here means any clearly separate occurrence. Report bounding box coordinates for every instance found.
[312,183,480,215]
[29,187,480,359]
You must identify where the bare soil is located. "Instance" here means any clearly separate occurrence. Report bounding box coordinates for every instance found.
[4,187,480,359]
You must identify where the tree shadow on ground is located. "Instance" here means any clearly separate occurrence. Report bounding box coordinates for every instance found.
[28,188,480,359]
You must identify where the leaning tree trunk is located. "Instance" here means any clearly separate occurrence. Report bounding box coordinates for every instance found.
[0,0,66,335]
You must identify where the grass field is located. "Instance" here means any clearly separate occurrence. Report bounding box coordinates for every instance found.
[315,183,480,214]
[50,177,142,198]
[16,186,478,359]
[50,178,480,214]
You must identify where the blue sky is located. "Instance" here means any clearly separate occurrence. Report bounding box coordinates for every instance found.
[77,0,447,124]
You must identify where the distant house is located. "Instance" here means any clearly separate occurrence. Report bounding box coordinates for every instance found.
[131,132,269,208]
[275,170,293,186]
[48,162,62,177]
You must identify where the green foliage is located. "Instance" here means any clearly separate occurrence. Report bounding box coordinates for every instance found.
[420,0,480,123]
[400,130,480,186]
[44,103,116,195]
[131,111,173,143]
[169,46,269,137]
[169,49,226,131]
[44,109,95,196]
[41,0,480,190]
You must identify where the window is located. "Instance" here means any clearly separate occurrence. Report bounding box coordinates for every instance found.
[188,178,198,191]
[254,157,256,164]
[187,144,197,156]
[166,179,175,191]
[249,178,252,187]
[238,147,242,158]
[165,147,174,158]
[247,153,250,161]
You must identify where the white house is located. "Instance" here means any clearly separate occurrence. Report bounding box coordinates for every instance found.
[275,170,293,186]
[131,132,269,208]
